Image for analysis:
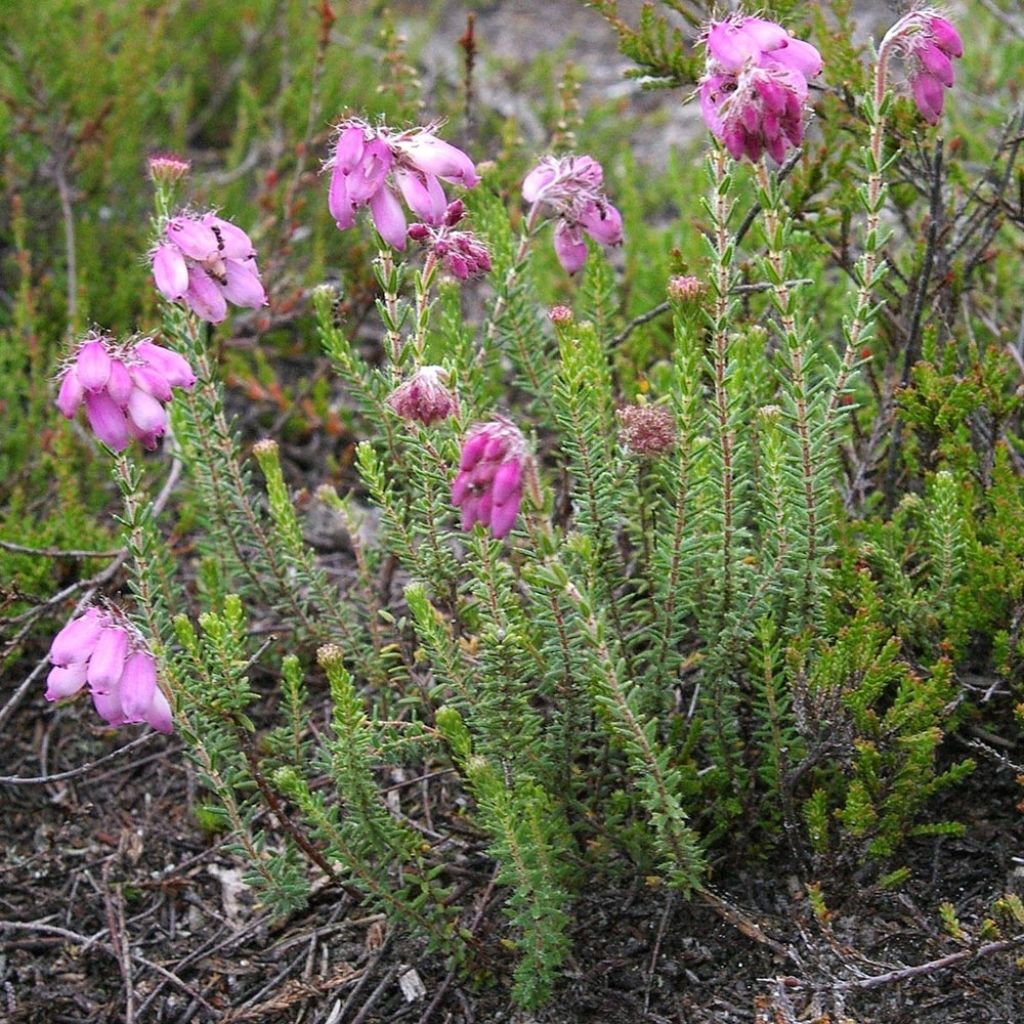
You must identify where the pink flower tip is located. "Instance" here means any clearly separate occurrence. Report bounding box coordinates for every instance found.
[451,419,530,539]
[387,366,459,426]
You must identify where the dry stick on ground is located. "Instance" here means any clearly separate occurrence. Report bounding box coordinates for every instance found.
[0,730,160,785]
[0,920,220,1017]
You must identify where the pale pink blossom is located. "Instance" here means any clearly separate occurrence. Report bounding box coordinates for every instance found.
[151,211,267,323]
[522,155,623,274]
[387,366,459,426]
[55,334,196,451]
[46,608,173,733]
[699,16,822,163]
[882,10,963,125]
[327,120,479,249]
[451,418,531,539]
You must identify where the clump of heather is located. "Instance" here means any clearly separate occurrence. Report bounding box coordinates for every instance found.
[522,154,623,273]
[387,365,459,426]
[451,419,531,539]
[47,607,172,733]
[151,212,267,323]
[699,15,822,162]
[56,334,196,451]
[327,120,479,248]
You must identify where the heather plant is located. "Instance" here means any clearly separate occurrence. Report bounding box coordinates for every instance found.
[6,0,1024,1015]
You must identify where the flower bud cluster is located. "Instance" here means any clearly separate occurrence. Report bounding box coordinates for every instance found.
[387,365,459,426]
[47,608,172,733]
[883,9,963,124]
[56,335,196,451]
[407,201,492,281]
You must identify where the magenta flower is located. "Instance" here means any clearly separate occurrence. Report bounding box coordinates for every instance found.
[407,201,491,281]
[151,212,267,323]
[327,120,479,250]
[699,16,822,163]
[56,334,196,451]
[883,10,963,125]
[522,155,623,274]
[387,365,459,426]
[451,418,530,539]
[46,608,173,733]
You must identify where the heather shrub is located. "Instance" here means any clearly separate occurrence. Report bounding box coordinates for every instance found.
[4,0,1024,1012]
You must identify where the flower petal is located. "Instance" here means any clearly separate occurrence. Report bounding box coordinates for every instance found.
[328,165,356,229]
[130,365,173,402]
[145,686,174,733]
[126,387,167,436]
[553,222,588,274]
[56,368,84,418]
[46,662,89,701]
[394,169,447,225]
[86,627,130,693]
[166,217,219,261]
[152,243,189,300]
[84,390,130,450]
[185,267,228,323]
[333,124,366,175]
[50,608,104,667]
[76,340,112,392]
[490,494,521,539]
[492,460,523,506]
[221,259,267,308]
[136,341,196,389]
[402,134,479,187]
[369,186,408,249]
[202,214,256,259]
[120,652,158,723]
[522,163,557,204]
[106,360,134,406]
[580,202,623,246]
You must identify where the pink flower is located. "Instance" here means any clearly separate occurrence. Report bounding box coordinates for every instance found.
[699,16,822,163]
[327,120,479,250]
[522,155,623,274]
[151,212,267,323]
[55,334,196,451]
[46,608,173,733]
[883,10,963,125]
[387,365,459,426]
[451,418,530,539]
[407,201,491,281]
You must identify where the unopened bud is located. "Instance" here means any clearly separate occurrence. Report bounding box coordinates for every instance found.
[617,403,677,458]
[147,153,191,186]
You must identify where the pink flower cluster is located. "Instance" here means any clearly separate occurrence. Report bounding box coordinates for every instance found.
[328,120,479,249]
[522,155,623,274]
[152,212,267,323]
[699,16,822,163]
[47,608,173,733]
[56,335,196,451]
[407,200,491,281]
[885,10,963,124]
[388,365,459,426]
[451,419,529,539]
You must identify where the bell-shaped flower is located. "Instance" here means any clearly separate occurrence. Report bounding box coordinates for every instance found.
[522,154,624,274]
[451,418,532,539]
[326,119,479,249]
[882,10,964,125]
[55,334,195,452]
[151,211,266,323]
[699,15,822,163]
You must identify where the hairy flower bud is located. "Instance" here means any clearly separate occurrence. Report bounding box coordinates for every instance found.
[147,152,191,187]
[617,403,677,458]
[387,366,459,426]
[668,275,705,304]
